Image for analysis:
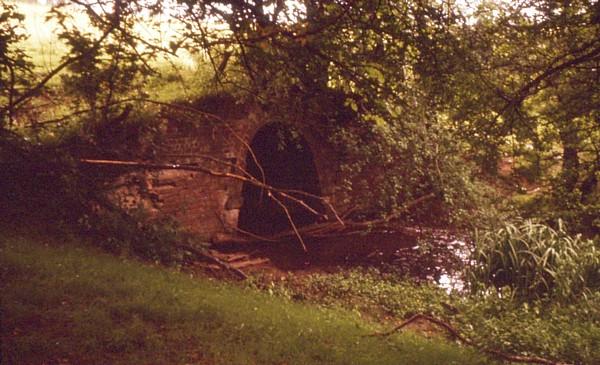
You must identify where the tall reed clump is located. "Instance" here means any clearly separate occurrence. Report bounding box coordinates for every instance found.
[468,219,600,301]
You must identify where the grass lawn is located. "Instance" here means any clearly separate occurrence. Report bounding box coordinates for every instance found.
[0,228,494,365]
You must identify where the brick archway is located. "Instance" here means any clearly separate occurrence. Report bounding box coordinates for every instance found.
[115,100,347,242]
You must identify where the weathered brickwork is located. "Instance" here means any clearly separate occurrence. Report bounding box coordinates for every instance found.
[115,97,347,242]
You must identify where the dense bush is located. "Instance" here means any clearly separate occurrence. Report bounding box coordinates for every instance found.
[468,219,600,300]
[515,185,600,241]
[78,208,199,265]
[0,144,191,266]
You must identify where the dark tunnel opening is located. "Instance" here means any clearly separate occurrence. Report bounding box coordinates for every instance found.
[237,123,323,236]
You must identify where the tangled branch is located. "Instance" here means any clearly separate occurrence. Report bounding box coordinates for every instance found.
[79,158,334,251]
[79,158,436,250]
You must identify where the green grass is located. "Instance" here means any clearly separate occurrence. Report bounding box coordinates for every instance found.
[0,229,492,365]
[251,268,600,365]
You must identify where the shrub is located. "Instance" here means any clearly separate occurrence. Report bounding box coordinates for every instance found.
[468,219,600,300]
[79,208,200,265]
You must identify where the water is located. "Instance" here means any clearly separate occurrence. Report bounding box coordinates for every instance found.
[391,233,470,293]
[217,227,472,292]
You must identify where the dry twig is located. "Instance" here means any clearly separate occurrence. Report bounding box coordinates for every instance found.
[79,159,436,249]
[80,158,329,251]
[268,191,308,252]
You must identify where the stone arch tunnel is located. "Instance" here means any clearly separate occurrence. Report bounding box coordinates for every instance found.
[112,99,346,242]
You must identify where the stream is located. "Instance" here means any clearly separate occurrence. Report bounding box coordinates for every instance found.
[214,228,472,292]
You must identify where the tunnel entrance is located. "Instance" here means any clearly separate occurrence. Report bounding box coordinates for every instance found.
[238,123,323,236]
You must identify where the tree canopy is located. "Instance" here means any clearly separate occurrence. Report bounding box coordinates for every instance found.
[1,0,599,234]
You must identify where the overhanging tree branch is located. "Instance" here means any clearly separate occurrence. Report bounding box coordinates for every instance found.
[2,23,117,116]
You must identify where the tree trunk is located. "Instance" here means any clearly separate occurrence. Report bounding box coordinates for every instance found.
[559,128,580,193]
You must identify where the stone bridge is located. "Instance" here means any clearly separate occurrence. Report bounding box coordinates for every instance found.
[114,94,350,242]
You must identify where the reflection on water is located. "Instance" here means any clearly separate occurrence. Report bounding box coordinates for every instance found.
[390,234,470,293]
[436,239,469,293]
[217,227,472,292]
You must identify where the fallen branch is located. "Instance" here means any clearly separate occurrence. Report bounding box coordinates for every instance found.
[80,159,332,252]
[269,191,308,252]
[267,192,437,241]
[214,211,278,243]
[371,314,572,365]
[178,244,247,280]
[79,158,335,216]
[80,158,340,251]
[79,159,437,248]
[277,187,345,226]
[276,191,324,218]
[224,123,267,192]
[231,225,279,243]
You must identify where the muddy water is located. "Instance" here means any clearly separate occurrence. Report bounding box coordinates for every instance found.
[214,229,470,291]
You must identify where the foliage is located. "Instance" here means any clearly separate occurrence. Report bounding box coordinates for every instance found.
[249,268,453,320]
[145,60,216,103]
[546,179,600,238]
[515,182,600,239]
[449,0,600,229]
[455,293,600,365]
[46,0,159,138]
[250,267,600,365]
[0,0,494,228]
[77,208,197,265]
[2,0,597,230]
[0,0,34,129]
[468,219,600,300]
[0,0,598,231]
[0,107,182,264]
[0,231,491,365]
[0,158,191,266]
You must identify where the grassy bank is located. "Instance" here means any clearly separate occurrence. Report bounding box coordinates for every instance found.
[0,228,492,365]
[250,268,600,365]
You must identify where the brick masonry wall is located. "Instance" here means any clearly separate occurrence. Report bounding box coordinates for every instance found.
[111,99,349,242]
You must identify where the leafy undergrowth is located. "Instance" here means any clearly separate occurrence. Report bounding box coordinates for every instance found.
[249,269,600,365]
[0,229,492,365]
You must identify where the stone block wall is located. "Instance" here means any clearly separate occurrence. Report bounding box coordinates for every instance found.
[111,96,350,242]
